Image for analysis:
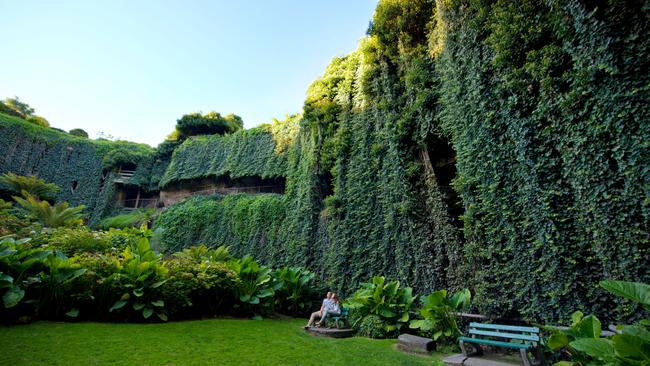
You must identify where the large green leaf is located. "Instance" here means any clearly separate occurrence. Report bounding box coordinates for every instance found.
[548,333,571,350]
[570,338,615,358]
[142,307,153,319]
[65,308,79,318]
[2,286,24,308]
[151,300,164,307]
[612,333,650,361]
[622,326,650,343]
[109,300,128,312]
[450,289,471,310]
[577,315,602,338]
[600,280,650,307]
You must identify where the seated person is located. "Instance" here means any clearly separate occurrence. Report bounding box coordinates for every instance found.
[317,292,341,327]
[305,292,333,328]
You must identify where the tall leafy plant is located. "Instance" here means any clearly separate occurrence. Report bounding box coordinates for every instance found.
[272,266,315,314]
[38,252,86,318]
[107,237,168,321]
[409,288,471,341]
[0,235,49,309]
[346,276,417,332]
[228,255,277,317]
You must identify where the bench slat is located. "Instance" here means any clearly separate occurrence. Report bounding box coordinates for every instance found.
[469,322,539,333]
[459,336,532,350]
[469,329,539,341]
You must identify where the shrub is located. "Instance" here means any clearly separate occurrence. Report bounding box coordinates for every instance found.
[356,315,396,339]
[163,256,238,318]
[67,253,117,320]
[35,227,111,256]
[68,128,88,138]
[175,111,243,139]
[346,276,417,334]
[26,115,49,127]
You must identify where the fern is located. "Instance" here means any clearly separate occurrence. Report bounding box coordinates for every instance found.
[13,192,85,227]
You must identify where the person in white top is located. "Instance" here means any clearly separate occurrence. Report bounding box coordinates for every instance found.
[305,292,333,328]
[316,292,341,327]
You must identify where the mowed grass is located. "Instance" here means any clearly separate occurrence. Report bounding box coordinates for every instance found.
[0,318,443,366]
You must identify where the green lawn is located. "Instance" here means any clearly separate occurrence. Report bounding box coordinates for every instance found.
[0,318,444,365]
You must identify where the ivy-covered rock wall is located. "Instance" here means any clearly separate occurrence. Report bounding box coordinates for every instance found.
[154,194,287,260]
[436,0,649,322]
[159,126,289,188]
[2,0,648,324]
[0,113,152,223]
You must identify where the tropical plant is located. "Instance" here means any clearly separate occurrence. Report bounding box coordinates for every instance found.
[346,276,417,333]
[0,173,59,202]
[106,237,168,321]
[546,280,650,366]
[409,288,471,341]
[272,266,315,314]
[13,192,84,227]
[0,235,48,309]
[228,255,277,317]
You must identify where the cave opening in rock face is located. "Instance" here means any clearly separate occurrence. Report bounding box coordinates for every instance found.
[425,136,462,228]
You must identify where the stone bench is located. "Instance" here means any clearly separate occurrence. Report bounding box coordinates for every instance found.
[397,334,435,354]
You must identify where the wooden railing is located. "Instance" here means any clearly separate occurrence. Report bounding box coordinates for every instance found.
[114,169,135,183]
[121,198,159,210]
[190,185,282,196]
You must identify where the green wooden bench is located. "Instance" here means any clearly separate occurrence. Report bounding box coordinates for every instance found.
[329,307,350,329]
[459,322,545,366]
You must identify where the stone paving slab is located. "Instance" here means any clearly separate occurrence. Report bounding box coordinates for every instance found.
[305,326,354,338]
[443,353,523,366]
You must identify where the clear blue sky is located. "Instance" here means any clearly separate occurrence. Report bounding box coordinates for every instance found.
[0,1,377,146]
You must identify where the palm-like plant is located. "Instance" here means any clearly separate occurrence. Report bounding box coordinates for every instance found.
[13,192,85,227]
[0,173,59,202]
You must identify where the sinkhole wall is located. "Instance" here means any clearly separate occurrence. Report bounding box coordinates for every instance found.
[2,0,649,324]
